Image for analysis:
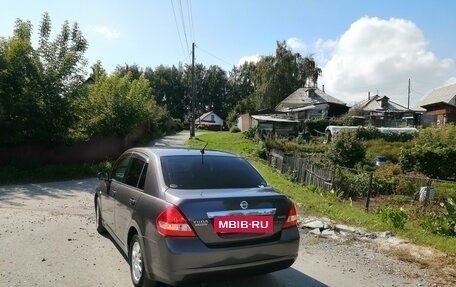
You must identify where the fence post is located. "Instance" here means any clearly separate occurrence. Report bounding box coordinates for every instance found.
[365,172,373,212]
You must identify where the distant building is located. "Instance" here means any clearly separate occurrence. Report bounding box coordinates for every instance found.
[275,87,349,120]
[352,95,417,127]
[195,111,224,130]
[415,83,456,126]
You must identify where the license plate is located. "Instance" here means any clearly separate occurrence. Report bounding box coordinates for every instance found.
[214,215,273,233]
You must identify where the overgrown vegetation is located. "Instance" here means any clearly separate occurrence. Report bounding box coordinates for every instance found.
[186,132,456,255]
[399,124,456,179]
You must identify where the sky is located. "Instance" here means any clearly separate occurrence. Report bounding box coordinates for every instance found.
[1,0,456,107]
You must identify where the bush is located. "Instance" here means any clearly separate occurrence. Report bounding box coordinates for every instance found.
[243,127,257,139]
[399,145,456,179]
[399,124,456,179]
[304,118,329,135]
[230,126,241,133]
[377,207,408,230]
[327,130,366,168]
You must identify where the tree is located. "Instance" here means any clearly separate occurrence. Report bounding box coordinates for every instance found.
[327,130,366,168]
[76,68,164,138]
[0,13,88,145]
[148,64,188,121]
[226,41,323,118]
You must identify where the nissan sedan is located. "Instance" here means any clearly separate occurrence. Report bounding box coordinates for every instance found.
[94,147,299,287]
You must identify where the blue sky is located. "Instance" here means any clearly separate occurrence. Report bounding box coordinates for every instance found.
[1,0,456,106]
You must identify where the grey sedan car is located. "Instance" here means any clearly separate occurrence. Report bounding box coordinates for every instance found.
[94,147,299,287]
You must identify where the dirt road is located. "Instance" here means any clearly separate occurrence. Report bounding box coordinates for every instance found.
[0,181,438,287]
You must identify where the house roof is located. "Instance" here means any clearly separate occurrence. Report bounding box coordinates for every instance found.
[275,87,346,112]
[196,111,223,123]
[353,95,410,112]
[251,115,300,123]
[415,83,456,108]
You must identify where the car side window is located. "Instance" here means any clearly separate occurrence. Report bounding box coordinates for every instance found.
[112,156,130,182]
[124,158,147,190]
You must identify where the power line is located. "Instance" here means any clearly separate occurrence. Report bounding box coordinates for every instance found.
[178,0,190,54]
[196,45,233,68]
[187,0,195,42]
[170,0,189,61]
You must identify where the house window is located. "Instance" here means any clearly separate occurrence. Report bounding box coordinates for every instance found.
[211,114,215,122]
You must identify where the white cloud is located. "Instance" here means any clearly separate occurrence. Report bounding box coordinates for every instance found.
[286,37,307,53]
[316,17,454,106]
[236,55,261,66]
[88,25,121,39]
[444,77,456,86]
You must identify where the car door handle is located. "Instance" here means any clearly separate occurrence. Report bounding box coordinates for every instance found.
[129,198,136,206]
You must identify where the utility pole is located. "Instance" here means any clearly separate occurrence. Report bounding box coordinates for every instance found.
[407,78,411,109]
[190,42,195,138]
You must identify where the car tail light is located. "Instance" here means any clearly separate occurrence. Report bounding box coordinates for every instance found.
[283,201,298,229]
[156,206,196,237]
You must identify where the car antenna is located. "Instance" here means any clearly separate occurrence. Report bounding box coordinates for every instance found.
[200,142,208,155]
[200,142,208,164]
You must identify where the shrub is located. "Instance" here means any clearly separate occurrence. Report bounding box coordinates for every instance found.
[399,145,456,179]
[243,127,257,139]
[230,126,241,133]
[304,118,329,135]
[377,207,408,230]
[327,130,366,168]
[355,126,382,140]
[399,124,456,179]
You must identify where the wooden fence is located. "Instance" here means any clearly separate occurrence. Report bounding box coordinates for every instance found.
[268,149,335,191]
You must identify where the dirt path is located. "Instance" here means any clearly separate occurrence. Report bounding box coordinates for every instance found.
[0,179,439,286]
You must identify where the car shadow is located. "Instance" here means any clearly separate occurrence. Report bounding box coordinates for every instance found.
[163,268,328,287]
[101,230,327,287]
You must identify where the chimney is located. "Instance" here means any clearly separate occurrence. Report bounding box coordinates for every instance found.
[322,85,325,93]
[368,91,371,100]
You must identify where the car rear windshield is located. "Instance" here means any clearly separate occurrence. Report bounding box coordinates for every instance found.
[161,155,267,189]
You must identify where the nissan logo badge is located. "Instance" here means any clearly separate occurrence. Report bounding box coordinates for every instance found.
[240,201,248,210]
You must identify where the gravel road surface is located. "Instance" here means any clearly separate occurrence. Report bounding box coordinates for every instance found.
[0,179,438,287]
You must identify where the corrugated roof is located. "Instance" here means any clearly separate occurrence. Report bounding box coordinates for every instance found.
[251,115,300,123]
[353,95,410,112]
[415,83,456,108]
[275,87,346,112]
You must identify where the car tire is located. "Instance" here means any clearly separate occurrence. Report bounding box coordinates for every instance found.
[95,198,106,234]
[129,234,157,287]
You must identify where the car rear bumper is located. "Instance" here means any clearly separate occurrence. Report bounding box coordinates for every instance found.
[143,227,299,285]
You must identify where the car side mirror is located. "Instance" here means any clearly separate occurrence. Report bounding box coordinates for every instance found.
[97,171,110,181]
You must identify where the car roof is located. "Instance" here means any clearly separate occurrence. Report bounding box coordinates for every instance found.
[126,147,239,158]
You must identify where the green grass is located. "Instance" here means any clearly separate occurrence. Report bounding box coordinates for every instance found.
[186,131,456,255]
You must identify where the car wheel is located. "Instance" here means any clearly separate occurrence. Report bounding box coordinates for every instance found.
[95,198,106,234]
[129,234,157,287]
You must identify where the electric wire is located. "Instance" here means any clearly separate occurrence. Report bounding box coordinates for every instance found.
[170,0,189,62]
[196,45,233,69]
[178,0,190,54]
[187,0,195,42]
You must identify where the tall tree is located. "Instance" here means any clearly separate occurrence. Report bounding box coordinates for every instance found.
[0,13,88,145]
